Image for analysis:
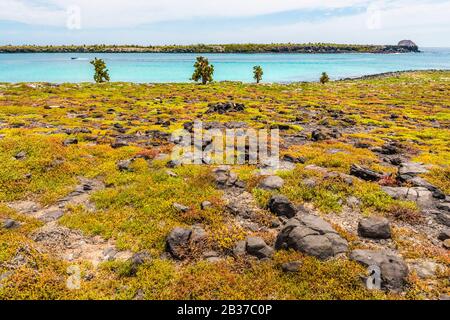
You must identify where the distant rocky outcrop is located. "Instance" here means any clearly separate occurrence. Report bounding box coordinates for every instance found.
[396,40,419,52]
[398,40,418,48]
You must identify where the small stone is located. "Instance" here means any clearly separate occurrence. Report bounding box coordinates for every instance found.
[233,240,247,257]
[14,151,27,160]
[212,166,241,188]
[166,170,178,177]
[437,229,450,241]
[311,129,329,141]
[83,273,94,281]
[166,159,181,168]
[355,141,371,149]
[63,138,78,146]
[234,180,246,188]
[346,196,360,208]
[133,289,144,300]
[281,261,302,273]
[173,203,190,213]
[350,164,383,181]
[343,177,354,185]
[3,219,19,229]
[200,201,212,210]
[437,202,450,212]
[358,217,391,239]
[246,236,273,260]
[436,211,450,227]
[443,239,450,249]
[128,251,151,275]
[258,176,284,190]
[103,247,117,261]
[301,178,316,188]
[39,209,64,222]
[282,155,306,164]
[117,159,134,172]
[111,140,129,149]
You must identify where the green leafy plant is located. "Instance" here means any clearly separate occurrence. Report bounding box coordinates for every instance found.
[320,72,330,84]
[253,65,263,83]
[191,56,214,84]
[90,58,110,83]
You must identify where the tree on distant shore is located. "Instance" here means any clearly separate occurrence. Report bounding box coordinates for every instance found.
[320,72,329,84]
[253,66,263,83]
[191,56,214,84]
[90,58,110,83]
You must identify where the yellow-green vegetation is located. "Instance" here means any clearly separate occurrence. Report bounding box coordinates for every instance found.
[0,43,419,54]
[0,71,448,300]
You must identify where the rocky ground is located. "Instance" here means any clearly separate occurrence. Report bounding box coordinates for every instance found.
[0,71,448,299]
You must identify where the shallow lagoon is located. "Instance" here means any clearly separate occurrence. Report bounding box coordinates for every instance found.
[0,48,449,83]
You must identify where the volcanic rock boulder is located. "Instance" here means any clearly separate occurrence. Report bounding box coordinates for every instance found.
[268,195,297,218]
[258,176,284,190]
[350,249,409,291]
[166,227,191,259]
[382,186,434,209]
[397,162,429,181]
[165,226,207,260]
[358,217,391,239]
[311,128,341,141]
[245,236,274,260]
[275,215,348,260]
[212,166,244,189]
[407,177,445,199]
[350,164,383,181]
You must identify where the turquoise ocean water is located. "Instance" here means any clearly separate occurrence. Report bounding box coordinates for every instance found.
[0,48,449,83]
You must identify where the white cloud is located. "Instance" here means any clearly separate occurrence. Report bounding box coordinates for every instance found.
[1,0,370,27]
[230,1,450,46]
[1,0,449,46]
[0,0,65,26]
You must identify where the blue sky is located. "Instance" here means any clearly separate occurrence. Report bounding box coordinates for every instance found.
[1,0,449,46]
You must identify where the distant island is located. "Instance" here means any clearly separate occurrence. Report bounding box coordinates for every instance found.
[0,41,419,54]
